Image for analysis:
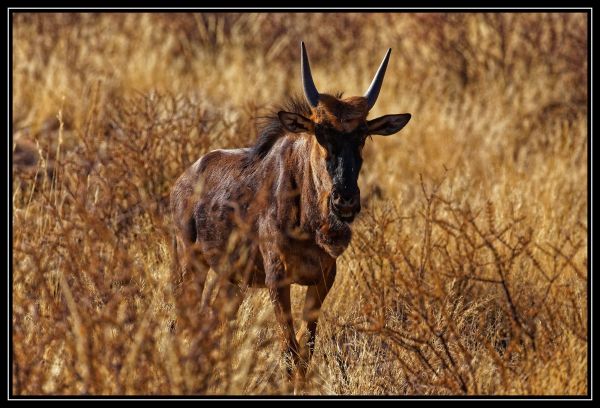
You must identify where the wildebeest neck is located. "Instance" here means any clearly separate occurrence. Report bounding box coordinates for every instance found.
[250,133,352,257]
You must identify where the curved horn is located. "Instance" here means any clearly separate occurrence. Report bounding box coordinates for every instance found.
[364,48,392,110]
[301,41,320,108]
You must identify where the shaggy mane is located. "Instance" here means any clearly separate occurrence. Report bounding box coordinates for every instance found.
[246,95,311,163]
[244,92,343,165]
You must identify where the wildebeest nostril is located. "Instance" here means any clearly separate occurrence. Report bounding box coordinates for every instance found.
[341,195,359,207]
[333,192,359,208]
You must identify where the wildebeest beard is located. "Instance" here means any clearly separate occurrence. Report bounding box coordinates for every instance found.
[316,211,352,258]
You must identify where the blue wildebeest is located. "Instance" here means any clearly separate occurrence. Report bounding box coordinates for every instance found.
[171,42,411,389]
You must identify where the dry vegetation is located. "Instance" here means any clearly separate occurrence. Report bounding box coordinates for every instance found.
[12,12,588,396]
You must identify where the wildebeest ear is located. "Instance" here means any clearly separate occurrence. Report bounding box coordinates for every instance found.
[278,111,315,133]
[367,114,411,136]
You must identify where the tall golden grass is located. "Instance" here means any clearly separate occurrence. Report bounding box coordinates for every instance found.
[12,12,588,395]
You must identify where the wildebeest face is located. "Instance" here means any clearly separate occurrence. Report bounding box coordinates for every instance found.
[314,122,366,222]
[278,109,411,222]
[277,42,412,222]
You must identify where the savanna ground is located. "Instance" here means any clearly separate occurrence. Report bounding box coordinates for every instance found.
[11,13,588,396]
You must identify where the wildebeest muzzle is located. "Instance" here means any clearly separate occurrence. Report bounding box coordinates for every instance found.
[330,187,361,222]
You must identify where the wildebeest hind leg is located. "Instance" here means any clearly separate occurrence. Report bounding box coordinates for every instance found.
[211,280,244,322]
[173,238,210,330]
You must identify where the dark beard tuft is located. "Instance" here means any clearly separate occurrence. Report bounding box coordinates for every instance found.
[316,213,352,258]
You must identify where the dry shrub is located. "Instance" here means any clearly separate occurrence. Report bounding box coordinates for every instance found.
[328,174,586,394]
[12,12,587,395]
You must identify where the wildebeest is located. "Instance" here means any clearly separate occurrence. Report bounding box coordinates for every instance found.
[171,42,411,390]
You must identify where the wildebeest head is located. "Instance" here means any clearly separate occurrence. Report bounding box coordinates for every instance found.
[278,42,411,223]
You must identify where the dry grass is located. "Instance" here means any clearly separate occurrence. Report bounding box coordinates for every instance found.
[11,12,588,396]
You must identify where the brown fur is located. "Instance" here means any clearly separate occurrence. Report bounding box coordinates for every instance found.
[311,94,369,132]
[170,92,401,391]
[171,94,358,284]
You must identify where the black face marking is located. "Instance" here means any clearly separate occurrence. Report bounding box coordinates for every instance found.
[315,123,367,177]
[315,123,367,221]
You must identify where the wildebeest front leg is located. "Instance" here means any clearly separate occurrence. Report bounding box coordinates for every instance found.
[265,261,303,386]
[298,262,337,361]
[270,283,304,382]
